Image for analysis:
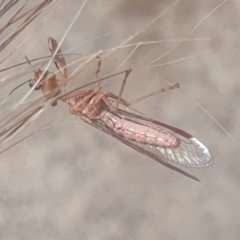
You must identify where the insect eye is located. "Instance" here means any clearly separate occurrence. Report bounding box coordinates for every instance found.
[29,79,41,90]
[28,79,35,88]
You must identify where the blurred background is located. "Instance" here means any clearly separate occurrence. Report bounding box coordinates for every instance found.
[0,0,240,239]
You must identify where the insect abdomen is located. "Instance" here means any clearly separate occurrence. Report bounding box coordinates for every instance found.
[100,110,180,148]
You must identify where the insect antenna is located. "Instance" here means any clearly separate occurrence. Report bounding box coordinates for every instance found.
[8,56,43,95]
[8,80,34,95]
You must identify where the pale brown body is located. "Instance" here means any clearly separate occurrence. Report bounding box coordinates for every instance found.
[27,38,179,149]
[100,110,180,148]
[66,90,180,148]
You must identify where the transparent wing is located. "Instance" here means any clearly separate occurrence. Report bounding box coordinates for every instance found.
[114,107,213,168]
[154,137,212,168]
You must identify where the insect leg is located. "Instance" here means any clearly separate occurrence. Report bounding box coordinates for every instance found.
[48,37,68,90]
[105,92,130,108]
[129,83,180,106]
[115,69,132,110]
[94,56,102,89]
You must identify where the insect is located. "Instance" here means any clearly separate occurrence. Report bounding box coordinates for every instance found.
[6,37,213,182]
